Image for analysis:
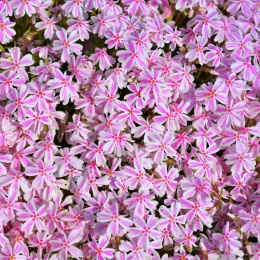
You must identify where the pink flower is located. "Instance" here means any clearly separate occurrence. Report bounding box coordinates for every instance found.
[0,14,15,44]
[53,29,82,62]
[0,47,34,79]
[196,82,227,112]
[105,27,124,50]
[67,17,92,41]
[185,36,207,65]
[139,68,166,103]
[224,144,256,174]
[193,10,223,38]
[55,148,83,176]
[213,222,242,251]
[94,80,120,114]
[117,41,148,72]
[231,54,258,81]
[239,206,260,235]
[128,215,161,249]
[11,0,40,17]
[35,16,60,39]
[119,237,149,260]
[159,202,186,236]
[145,132,176,163]
[206,44,224,67]
[0,243,26,260]
[62,0,85,17]
[88,234,115,260]
[122,0,149,15]
[99,129,134,157]
[25,159,56,188]
[172,64,194,93]
[153,163,179,196]
[87,141,107,167]
[164,26,182,51]
[48,69,79,105]
[91,12,115,37]
[226,31,253,57]
[122,158,150,191]
[50,230,83,260]
[117,101,142,127]
[124,191,158,216]
[216,100,246,128]
[17,201,46,234]
[97,202,133,237]
[174,224,197,248]
[89,48,116,71]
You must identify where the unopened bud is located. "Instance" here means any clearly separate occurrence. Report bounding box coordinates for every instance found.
[246,243,252,255]
[227,213,238,221]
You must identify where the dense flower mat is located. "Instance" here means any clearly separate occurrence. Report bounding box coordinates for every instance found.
[0,0,259,259]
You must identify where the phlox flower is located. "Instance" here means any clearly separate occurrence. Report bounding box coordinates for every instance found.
[159,202,186,236]
[226,31,253,57]
[88,234,115,260]
[89,48,116,71]
[128,215,161,249]
[145,132,176,164]
[139,68,166,103]
[174,224,197,248]
[172,64,194,93]
[185,36,207,65]
[122,158,150,191]
[55,147,83,176]
[119,237,149,260]
[91,12,115,37]
[53,29,82,63]
[0,14,15,44]
[11,0,40,17]
[0,47,34,79]
[16,201,46,234]
[153,163,179,196]
[131,117,164,143]
[179,199,213,228]
[94,80,120,114]
[239,206,260,235]
[48,69,79,105]
[25,159,56,188]
[0,243,26,260]
[224,144,256,174]
[97,202,133,237]
[0,0,12,16]
[67,17,92,41]
[125,30,152,55]
[117,41,148,72]
[99,129,134,157]
[105,27,125,50]
[231,54,258,81]
[62,0,85,18]
[213,222,242,252]
[122,0,149,15]
[35,16,60,40]
[124,191,158,216]
[164,26,182,51]
[188,154,215,181]
[206,44,224,67]
[196,82,227,112]
[50,230,83,260]
[102,0,122,15]
[29,232,52,258]
[193,10,223,38]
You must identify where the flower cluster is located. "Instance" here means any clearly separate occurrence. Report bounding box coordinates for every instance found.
[0,0,259,259]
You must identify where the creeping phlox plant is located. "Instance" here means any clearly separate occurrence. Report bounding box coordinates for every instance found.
[0,0,260,259]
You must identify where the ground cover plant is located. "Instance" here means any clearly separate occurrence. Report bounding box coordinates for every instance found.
[0,0,259,259]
